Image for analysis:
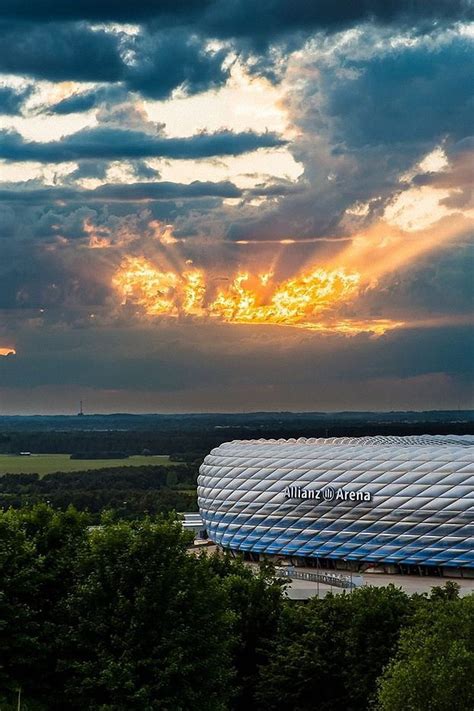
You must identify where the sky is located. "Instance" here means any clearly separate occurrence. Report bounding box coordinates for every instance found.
[0,1,473,414]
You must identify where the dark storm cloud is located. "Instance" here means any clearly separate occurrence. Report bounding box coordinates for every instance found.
[0,22,124,82]
[324,39,474,147]
[50,91,101,115]
[66,161,110,182]
[225,198,330,242]
[0,243,110,312]
[0,1,469,99]
[0,322,472,398]
[226,34,474,243]
[64,158,158,185]
[199,1,473,47]
[0,178,299,205]
[0,84,32,115]
[48,156,159,187]
[81,180,243,200]
[49,87,125,115]
[1,0,470,33]
[129,160,160,180]
[0,127,285,162]
[0,198,228,245]
[0,22,230,100]
[0,0,207,24]
[0,204,17,238]
[0,180,243,203]
[125,30,230,100]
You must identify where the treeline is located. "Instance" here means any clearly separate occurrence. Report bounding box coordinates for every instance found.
[0,419,472,455]
[0,465,198,518]
[70,451,130,459]
[1,506,473,710]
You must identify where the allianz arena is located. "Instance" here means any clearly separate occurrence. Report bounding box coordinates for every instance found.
[198,436,474,572]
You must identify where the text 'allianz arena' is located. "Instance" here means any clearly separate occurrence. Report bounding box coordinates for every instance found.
[198,436,474,570]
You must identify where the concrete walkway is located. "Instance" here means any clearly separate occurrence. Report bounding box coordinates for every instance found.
[285,569,474,599]
[189,543,474,599]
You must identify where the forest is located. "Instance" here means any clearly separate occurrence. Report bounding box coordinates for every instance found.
[0,411,472,456]
[1,505,473,711]
[0,464,198,519]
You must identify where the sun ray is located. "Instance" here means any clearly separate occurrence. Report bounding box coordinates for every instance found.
[112,256,402,334]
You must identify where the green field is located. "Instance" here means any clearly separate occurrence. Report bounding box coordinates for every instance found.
[0,454,171,476]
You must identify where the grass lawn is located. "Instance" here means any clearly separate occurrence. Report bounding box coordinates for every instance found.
[0,454,171,476]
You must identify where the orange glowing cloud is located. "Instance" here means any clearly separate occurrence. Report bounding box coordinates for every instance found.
[0,347,16,357]
[112,256,401,334]
[111,193,473,336]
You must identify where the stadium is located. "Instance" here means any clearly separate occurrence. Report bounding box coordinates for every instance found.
[198,436,474,576]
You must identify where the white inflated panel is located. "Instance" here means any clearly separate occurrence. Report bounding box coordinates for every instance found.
[198,436,474,567]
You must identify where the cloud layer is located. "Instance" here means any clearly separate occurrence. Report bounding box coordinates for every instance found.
[0,4,472,411]
[0,127,285,162]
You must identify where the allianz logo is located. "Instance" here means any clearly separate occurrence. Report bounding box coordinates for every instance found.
[284,485,372,503]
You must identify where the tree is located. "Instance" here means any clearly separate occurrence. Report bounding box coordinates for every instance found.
[0,505,90,709]
[377,592,474,711]
[0,510,41,707]
[208,554,286,709]
[256,591,353,711]
[59,515,234,710]
[429,580,461,601]
[165,469,178,487]
[256,585,412,711]
[343,585,412,709]
[1,507,235,709]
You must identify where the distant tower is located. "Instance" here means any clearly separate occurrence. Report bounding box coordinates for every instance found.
[78,400,84,417]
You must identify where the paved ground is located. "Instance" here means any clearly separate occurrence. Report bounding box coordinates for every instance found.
[189,543,474,599]
[286,579,345,599]
[360,571,474,597]
[285,569,474,600]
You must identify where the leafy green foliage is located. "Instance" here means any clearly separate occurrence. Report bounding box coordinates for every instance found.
[0,505,90,708]
[60,518,233,710]
[377,589,474,711]
[208,555,286,709]
[256,586,413,711]
[0,507,235,709]
[0,464,198,519]
[0,411,470,456]
[1,505,473,711]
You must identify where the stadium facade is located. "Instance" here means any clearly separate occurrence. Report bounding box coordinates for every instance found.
[198,436,474,574]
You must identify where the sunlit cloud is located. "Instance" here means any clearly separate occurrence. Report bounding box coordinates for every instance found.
[0,7,471,411]
[400,146,449,182]
[144,62,292,138]
[112,255,405,335]
[384,186,465,232]
[110,193,472,337]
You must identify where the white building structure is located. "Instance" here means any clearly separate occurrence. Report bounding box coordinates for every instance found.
[198,436,474,573]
